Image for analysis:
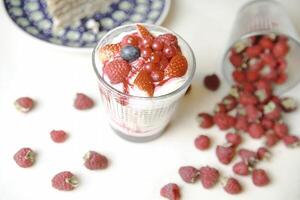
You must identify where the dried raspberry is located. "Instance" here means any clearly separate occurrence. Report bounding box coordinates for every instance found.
[259,36,274,49]
[194,135,211,150]
[255,79,273,92]
[252,169,270,186]
[14,97,34,113]
[199,166,220,189]
[74,93,94,110]
[239,92,258,105]
[50,130,68,143]
[265,132,279,147]
[272,41,289,58]
[246,45,262,58]
[246,70,260,82]
[178,166,199,183]
[283,135,300,147]
[275,73,287,85]
[233,161,251,176]
[214,113,236,131]
[160,183,181,200]
[216,145,235,165]
[232,70,247,84]
[261,117,274,130]
[13,147,35,168]
[260,53,277,68]
[280,97,297,113]
[223,177,242,194]
[229,51,243,68]
[245,105,262,122]
[273,122,288,139]
[257,147,271,160]
[52,171,78,191]
[83,151,108,170]
[226,133,242,147]
[197,113,214,129]
[214,103,227,113]
[238,149,258,165]
[248,123,265,139]
[222,95,238,111]
[234,116,249,132]
[203,74,220,91]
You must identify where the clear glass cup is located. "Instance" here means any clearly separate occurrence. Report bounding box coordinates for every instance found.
[92,24,196,142]
[222,0,300,94]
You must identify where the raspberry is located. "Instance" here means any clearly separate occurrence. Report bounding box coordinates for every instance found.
[257,147,271,160]
[263,101,281,121]
[245,105,262,122]
[199,166,220,189]
[178,166,199,183]
[216,145,235,165]
[273,122,289,139]
[272,41,289,58]
[239,92,258,105]
[51,171,78,191]
[255,88,272,103]
[222,95,238,111]
[194,135,211,150]
[248,123,265,139]
[203,74,220,91]
[234,116,249,132]
[280,97,297,113]
[225,133,242,147]
[14,97,34,113]
[83,151,108,170]
[229,51,243,68]
[238,149,258,165]
[246,45,262,58]
[252,169,270,186]
[246,70,260,82]
[233,161,251,176]
[50,130,68,143]
[232,70,246,84]
[214,103,227,113]
[74,93,94,110]
[223,177,242,194]
[196,113,214,129]
[261,117,274,130]
[160,183,181,200]
[248,58,263,71]
[241,82,256,93]
[259,36,274,49]
[283,135,300,148]
[260,53,277,68]
[214,113,236,130]
[265,132,279,147]
[13,147,35,168]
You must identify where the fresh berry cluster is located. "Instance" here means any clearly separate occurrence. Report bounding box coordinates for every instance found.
[99,24,188,97]
[13,93,109,191]
[160,34,299,199]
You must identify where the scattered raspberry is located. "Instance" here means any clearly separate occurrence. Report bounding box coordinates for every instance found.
[225,133,242,147]
[50,130,68,143]
[245,105,262,122]
[214,113,236,130]
[229,51,243,68]
[259,36,274,49]
[199,166,220,189]
[99,43,121,62]
[274,122,289,139]
[216,145,235,165]
[164,54,188,79]
[13,147,35,168]
[134,70,154,96]
[263,101,281,121]
[246,45,262,58]
[194,135,211,150]
[51,171,78,191]
[14,97,34,113]
[234,116,249,132]
[248,123,265,139]
[233,161,251,176]
[239,92,258,105]
[178,166,199,183]
[223,177,242,194]
[272,41,289,58]
[265,132,279,147]
[74,93,94,110]
[257,147,271,160]
[203,74,220,91]
[252,169,270,187]
[261,117,274,129]
[160,183,181,200]
[103,59,131,84]
[232,70,246,83]
[238,149,258,165]
[197,113,214,129]
[222,95,238,111]
[283,135,300,147]
[83,151,108,170]
[214,103,227,113]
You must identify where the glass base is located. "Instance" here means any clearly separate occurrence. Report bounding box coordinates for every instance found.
[110,125,166,143]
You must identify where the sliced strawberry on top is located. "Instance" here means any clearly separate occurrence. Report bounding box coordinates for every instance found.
[164,54,188,78]
[136,24,154,40]
[134,70,154,96]
[103,59,131,84]
[99,43,121,63]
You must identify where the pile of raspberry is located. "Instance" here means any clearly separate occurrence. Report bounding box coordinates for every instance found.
[160,34,299,199]
[99,24,188,97]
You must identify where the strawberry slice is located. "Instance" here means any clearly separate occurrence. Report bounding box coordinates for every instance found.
[103,59,131,84]
[136,24,154,40]
[134,70,154,96]
[99,43,121,63]
[164,54,188,78]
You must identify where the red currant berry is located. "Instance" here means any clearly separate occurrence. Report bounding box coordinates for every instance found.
[163,45,177,58]
[150,52,161,64]
[152,40,164,51]
[151,70,164,82]
[144,62,158,72]
[141,47,152,59]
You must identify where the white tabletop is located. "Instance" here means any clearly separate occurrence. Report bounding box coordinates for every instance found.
[1,0,300,200]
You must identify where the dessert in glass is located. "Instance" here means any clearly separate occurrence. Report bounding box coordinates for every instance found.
[92,24,195,142]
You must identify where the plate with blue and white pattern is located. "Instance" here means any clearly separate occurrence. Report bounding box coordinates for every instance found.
[3,0,171,49]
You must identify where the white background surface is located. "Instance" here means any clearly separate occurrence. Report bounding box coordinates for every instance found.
[1,0,300,199]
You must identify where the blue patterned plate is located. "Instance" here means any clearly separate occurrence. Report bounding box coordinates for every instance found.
[3,0,170,49]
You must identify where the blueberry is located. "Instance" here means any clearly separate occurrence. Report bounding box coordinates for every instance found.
[121,45,140,62]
